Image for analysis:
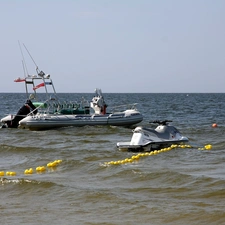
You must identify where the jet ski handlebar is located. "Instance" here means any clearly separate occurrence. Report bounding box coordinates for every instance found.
[149,120,172,125]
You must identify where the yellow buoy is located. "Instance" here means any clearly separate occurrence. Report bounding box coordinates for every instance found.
[10,171,16,176]
[0,171,5,176]
[205,144,212,150]
[6,171,11,176]
[5,171,16,176]
[24,168,33,174]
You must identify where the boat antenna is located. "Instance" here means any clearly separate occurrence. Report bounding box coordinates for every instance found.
[23,43,40,73]
[18,40,29,77]
[21,60,26,77]
[21,60,29,98]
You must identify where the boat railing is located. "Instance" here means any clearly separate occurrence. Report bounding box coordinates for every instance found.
[110,103,138,113]
[53,101,81,110]
[33,98,90,115]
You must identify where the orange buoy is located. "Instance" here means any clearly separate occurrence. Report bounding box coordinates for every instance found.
[212,123,217,128]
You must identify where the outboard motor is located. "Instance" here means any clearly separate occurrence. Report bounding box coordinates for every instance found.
[1,99,38,128]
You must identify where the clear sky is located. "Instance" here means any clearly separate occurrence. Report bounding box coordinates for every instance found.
[1,0,225,93]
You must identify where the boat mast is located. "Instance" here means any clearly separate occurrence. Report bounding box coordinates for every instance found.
[23,43,54,100]
[19,41,31,99]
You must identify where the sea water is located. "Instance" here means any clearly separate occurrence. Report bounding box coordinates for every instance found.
[0,93,225,225]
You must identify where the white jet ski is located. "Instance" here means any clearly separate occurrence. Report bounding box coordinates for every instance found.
[117,120,189,151]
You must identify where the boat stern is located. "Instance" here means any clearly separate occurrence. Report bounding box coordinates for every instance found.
[1,114,14,123]
[1,114,15,128]
[117,127,151,151]
[130,127,151,145]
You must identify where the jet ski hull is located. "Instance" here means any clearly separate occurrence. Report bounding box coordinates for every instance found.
[117,120,189,152]
[117,139,189,152]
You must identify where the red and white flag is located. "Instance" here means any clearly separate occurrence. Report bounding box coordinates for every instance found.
[14,77,26,82]
[33,82,45,90]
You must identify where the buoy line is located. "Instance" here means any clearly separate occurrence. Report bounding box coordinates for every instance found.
[104,144,213,166]
[0,159,62,177]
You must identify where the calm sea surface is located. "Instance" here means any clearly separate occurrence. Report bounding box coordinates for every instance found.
[0,93,225,225]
